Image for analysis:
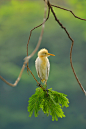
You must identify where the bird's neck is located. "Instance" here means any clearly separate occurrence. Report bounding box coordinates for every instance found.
[39,56,47,59]
[39,56,48,63]
[39,56,48,68]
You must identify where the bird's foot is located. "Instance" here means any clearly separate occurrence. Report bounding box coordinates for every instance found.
[37,83,41,87]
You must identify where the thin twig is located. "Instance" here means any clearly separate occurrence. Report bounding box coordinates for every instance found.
[70,41,86,95]
[27,1,48,59]
[0,62,26,87]
[47,0,86,95]
[27,3,50,71]
[0,0,49,88]
[48,1,73,42]
[27,66,46,91]
[51,4,86,21]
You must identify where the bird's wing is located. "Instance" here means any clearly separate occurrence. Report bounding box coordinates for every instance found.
[47,58,50,79]
[35,57,40,77]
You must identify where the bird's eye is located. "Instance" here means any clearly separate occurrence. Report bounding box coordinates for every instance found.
[42,52,46,55]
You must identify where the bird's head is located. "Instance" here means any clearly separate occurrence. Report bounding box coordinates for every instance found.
[38,48,55,58]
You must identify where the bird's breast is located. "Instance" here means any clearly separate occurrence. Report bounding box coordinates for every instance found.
[40,57,47,69]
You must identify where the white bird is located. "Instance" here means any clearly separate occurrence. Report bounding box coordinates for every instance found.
[35,48,55,85]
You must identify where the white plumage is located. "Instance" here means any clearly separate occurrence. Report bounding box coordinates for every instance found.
[35,48,55,84]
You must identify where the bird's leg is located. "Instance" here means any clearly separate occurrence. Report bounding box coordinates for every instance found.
[40,78,41,85]
[45,81,47,89]
[45,81,48,94]
[37,79,41,87]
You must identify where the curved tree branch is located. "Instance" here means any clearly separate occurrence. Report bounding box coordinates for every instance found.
[0,0,48,87]
[51,4,86,21]
[47,0,86,95]
[26,2,50,71]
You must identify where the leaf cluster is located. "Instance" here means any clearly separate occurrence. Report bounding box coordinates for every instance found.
[27,87,69,121]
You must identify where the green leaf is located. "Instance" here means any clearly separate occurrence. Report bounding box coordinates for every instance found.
[27,88,44,117]
[48,88,69,108]
[27,87,69,121]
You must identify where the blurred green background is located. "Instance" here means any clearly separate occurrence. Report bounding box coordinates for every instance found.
[0,0,86,129]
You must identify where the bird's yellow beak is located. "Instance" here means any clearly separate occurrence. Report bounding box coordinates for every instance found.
[47,53,55,56]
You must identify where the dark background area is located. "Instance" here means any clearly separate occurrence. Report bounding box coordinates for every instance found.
[0,0,86,129]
